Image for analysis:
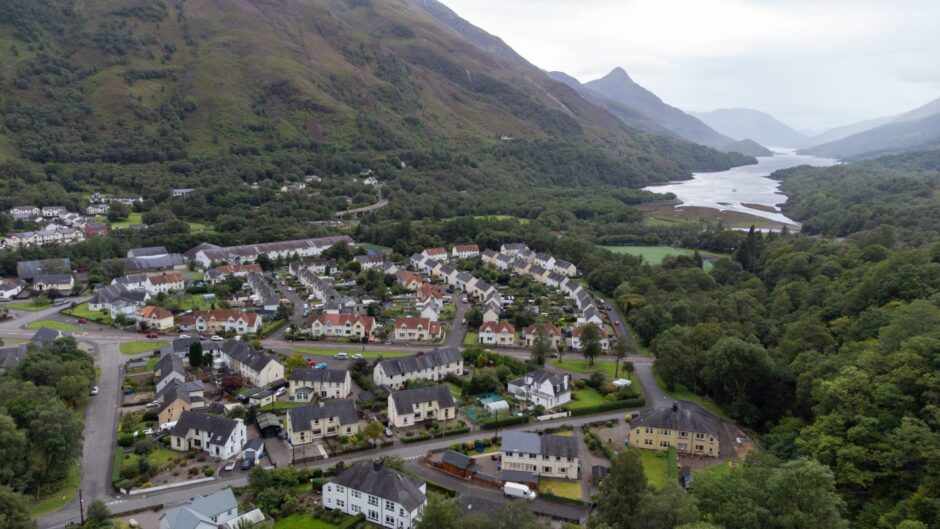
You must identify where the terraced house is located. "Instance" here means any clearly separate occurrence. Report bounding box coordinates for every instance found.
[289,367,352,400]
[393,317,442,342]
[373,347,463,389]
[628,403,721,457]
[387,385,456,428]
[306,313,376,340]
[501,431,580,479]
[179,309,263,335]
[286,400,360,444]
[221,341,285,387]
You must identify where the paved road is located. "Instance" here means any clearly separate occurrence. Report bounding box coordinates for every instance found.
[268,275,306,340]
[334,196,389,218]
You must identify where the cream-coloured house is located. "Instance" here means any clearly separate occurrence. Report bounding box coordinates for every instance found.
[373,347,463,389]
[628,403,721,457]
[286,401,359,445]
[478,320,515,346]
[306,313,375,340]
[137,305,175,331]
[501,431,579,479]
[289,368,352,401]
[387,385,456,428]
[393,317,442,342]
[221,341,285,387]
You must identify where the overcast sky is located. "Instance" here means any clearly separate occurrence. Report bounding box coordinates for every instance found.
[439,0,940,132]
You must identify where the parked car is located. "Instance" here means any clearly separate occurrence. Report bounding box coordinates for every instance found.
[145,401,159,409]
[384,427,394,438]
[274,387,287,397]
[89,385,99,396]
[240,457,255,471]
[313,362,328,370]
[146,332,159,339]
[211,335,223,341]
[77,318,87,324]
[224,461,237,472]
[504,482,537,499]
[334,352,348,360]
[352,353,363,360]
[179,334,191,339]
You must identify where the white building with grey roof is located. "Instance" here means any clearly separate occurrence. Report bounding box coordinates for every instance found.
[289,367,352,400]
[507,369,571,410]
[324,460,427,529]
[372,347,463,389]
[168,411,246,459]
[387,385,456,428]
[501,431,580,479]
[286,400,360,445]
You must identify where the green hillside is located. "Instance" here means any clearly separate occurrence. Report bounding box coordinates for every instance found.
[0,0,750,200]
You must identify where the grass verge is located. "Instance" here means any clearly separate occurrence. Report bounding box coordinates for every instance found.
[463,332,478,345]
[62,302,113,324]
[120,340,169,355]
[652,367,729,419]
[7,301,53,311]
[25,320,81,332]
[29,462,79,516]
[293,347,413,359]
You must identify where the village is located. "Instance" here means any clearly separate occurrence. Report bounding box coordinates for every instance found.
[0,233,752,529]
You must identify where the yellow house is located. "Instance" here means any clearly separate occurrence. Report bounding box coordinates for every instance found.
[138,305,175,331]
[628,403,721,457]
[387,385,456,428]
[286,401,359,444]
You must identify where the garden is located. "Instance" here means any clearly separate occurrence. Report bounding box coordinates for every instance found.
[62,302,113,324]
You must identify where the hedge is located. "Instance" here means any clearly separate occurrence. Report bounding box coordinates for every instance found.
[481,415,529,430]
[400,426,471,444]
[539,491,588,507]
[259,318,288,338]
[587,430,616,460]
[338,513,366,529]
[569,397,645,417]
[426,480,456,497]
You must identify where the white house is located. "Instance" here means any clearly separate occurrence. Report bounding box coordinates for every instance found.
[324,461,427,529]
[146,273,185,295]
[508,369,571,410]
[289,368,352,401]
[420,247,448,262]
[478,320,515,346]
[169,411,246,459]
[501,431,580,479]
[387,385,456,428]
[451,244,480,259]
[0,280,23,301]
[220,341,284,387]
[373,347,463,389]
[159,488,250,529]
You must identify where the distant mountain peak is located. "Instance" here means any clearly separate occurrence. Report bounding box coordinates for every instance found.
[605,66,632,81]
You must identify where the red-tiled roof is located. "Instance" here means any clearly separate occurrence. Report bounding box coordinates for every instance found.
[524,322,561,336]
[149,273,183,285]
[306,313,375,332]
[395,317,442,334]
[139,306,173,320]
[480,320,515,334]
[453,244,479,253]
[572,325,609,338]
[423,247,447,255]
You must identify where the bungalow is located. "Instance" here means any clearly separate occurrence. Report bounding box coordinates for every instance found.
[451,244,480,259]
[420,247,448,262]
[89,284,149,319]
[628,402,721,457]
[286,400,359,444]
[501,431,579,479]
[569,325,610,352]
[323,461,427,529]
[373,347,463,389]
[169,411,246,459]
[289,368,352,401]
[147,273,185,295]
[388,385,457,428]
[508,369,571,410]
[522,323,563,348]
[393,317,443,342]
[179,310,262,335]
[479,320,515,346]
[138,306,175,331]
[221,341,284,387]
[306,313,375,340]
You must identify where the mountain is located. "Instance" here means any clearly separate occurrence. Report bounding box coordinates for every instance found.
[692,108,807,148]
[719,139,773,157]
[581,68,735,148]
[0,0,751,198]
[804,97,940,148]
[801,112,940,160]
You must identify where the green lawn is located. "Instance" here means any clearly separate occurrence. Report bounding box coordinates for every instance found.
[259,402,303,413]
[448,382,464,399]
[551,358,619,379]
[6,301,53,311]
[146,356,159,371]
[275,514,354,529]
[603,246,721,271]
[119,448,181,477]
[540,478,582,500]
[694,461,735,480]
[62,302,113,324]
[568,388,607,410]
[293,347,413,359]
[107,212,144,229]
[463,332,478,345]
[186,221,213,233]
[30,462,79,516]
[653,367,729,419]
[639,449,669,489]
[25,320,81,332]
[120,340,169,355]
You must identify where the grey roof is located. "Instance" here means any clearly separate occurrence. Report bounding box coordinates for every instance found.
[35,273,72,285]
[459,494,503,515]
[442,450,476,471]
[222,341,278,373]
[128,246,168,258]
[500,469,538,484]
[90,284,147,306]
[156,353,185,381]
[377,347,462,378]
[123,254,186,272]
[331,462,426,511]
[114,274,149,287]
[482,249,497,258]
[245,437,264,452]
[390,385,455,413]
[0,344,29,371]
[31,327,67,346]
[170,411,240,445]
[170,338,221,355]
[501,431,578,459]
[256,413,282,431]
[290,367,348,384]
[502,243,527,251]
[555,259,574,269]
[187,488,237,520]
[630,405,721,438]
[156,381,191,413]
[188,236,352,262]
[288,400,358,427]
[17,258,70,280]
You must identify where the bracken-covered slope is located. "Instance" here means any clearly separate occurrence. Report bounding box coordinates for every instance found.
[0,0,749,190]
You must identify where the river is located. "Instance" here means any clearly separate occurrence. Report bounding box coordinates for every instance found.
[644,148,839,226]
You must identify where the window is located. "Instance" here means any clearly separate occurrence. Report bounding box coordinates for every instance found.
[695,433,705,440]
[678,431,688,438]
[386,516,396,525]
[660,441,670,448]
[644,439,653,446]
[544,466,551,472]
[352,490,361,499]
[368,496,379,506]
[352,505,361,513]
[336,485,345,493]
[645,427,654,434]
[385,500,395,510]
[696,445,705,452]
[661,429,670,435]
[336,500,345,508]
[368,510,379,520]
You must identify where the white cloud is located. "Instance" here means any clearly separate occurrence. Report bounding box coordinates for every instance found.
[439,0,940,130]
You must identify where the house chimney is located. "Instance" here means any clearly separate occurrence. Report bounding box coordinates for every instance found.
[373,458,384,471]
[672,401,679,413]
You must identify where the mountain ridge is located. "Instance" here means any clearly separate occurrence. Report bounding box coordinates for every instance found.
[692,108,807,148]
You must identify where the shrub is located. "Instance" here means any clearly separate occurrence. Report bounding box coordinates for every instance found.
[569,397,645,417]
[574,379,587,389]
[204,468,215,477]
[117,433,135,447]
[188,467,199,476]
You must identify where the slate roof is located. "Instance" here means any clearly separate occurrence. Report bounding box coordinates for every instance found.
[156,381,191,412]
[222,340,278,373]
[630,404,721,438]
[35,274,72,285]
[376,347,462,378]
[390,385,455,412]
[500,469,538,485]
[17,258,70,280]
[290,367,348,384]
[90,284,148,306]
[31,327,67,347]
[441,450,477,471]
[288,400,358,427]
[156,353,185,379]
[114,274,149,287]
[123,254,187,272]
[128,246,168,258]
[170,411,240,445]
[189,236,352,262]
[331,462,426,511]
[501,431,579,458]
[0,344,29,371]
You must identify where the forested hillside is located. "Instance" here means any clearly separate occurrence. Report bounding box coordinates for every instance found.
[774,149,940,245]
[0,0,750,231]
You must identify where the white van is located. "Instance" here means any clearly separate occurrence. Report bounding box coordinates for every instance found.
[503,482,537,500]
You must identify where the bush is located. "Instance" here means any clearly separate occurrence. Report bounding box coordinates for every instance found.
[481,414,528,430]
[574,379,587,389]
[117,433,135,447]
[142,410,158,421]
[204,468,215,477]
[568,397,645,417]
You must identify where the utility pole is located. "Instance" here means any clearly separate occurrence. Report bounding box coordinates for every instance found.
[79,488,85,525]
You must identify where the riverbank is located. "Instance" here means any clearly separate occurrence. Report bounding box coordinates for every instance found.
[637,203,794,230]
